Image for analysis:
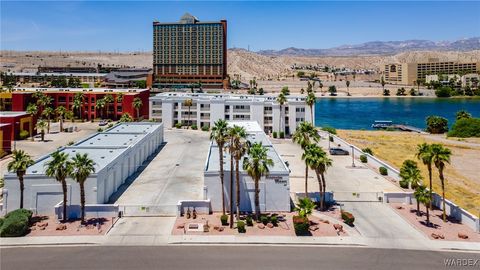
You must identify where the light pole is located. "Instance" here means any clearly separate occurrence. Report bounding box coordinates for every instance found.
[351,145,356,167]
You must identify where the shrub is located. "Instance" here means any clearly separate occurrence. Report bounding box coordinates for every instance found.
[426,116,448,134]
[107,123,114,128]
[362,147,374,156]
[293,215,309,235]
[321,126,337,135]
[279,131,285,139]
[435,86,452,97]
[383,89,390,96]
[359,154,368,163]
[396,88,406,96]
[341,210,355,226]
[175,122,182,129]
[97,128,103,132]
[260,215,269,225]
[270,216,278,226]
[19,130,29,140]
[246,216,253,226]
[1,209,33,237]
[191,124,198,130]
[379,166,388,176]
[237,221,246,233]
[201,125,209,132]
[447,118,480,138]
[220,215,228,226]
[329,135,334,142]
[0,218,3,228]
[67,141,75,146]
[272,131,278,138]
[399,180,409,189]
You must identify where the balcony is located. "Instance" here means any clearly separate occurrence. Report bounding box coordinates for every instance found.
[232,108,250,114]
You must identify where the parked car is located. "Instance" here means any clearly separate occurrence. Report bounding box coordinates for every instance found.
[98,120,108,126]
[329,148,349,155]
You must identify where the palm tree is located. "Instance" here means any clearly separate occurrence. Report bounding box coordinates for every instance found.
[304,144,332,210]
[183,99,193,128]
[399,159,423,190]
[26,103,38,141]
[42,107,54,133]
[276,93,287,135]
[316,149,332,210]
[230,126,248,221]
[73,93,84,121]
[65,110,74,123]
[116,93,124,103]
[416,143,434,211]
[103,94,114,120]
[36,119,48,142]
[414,185,431,226]
[430,144,452,222]
[319,82,324,95]
[210,120,229,215]
[455,110,472,120]
[95,99,106,120]
[132,97,143,120]
[293,121,320,196]
[55,106,67,132]
[305,92,316,124]
[44,151,72,222]
[243,142,274,220]
[70,153,96,223]
[381,76,386,92]
[295,197,315,218]
[346,80,351,96]
[7,150,34,208]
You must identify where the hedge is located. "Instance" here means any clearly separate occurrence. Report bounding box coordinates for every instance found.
[0,209,33,237]
[272,131,278,138]
[447,118,480,138]
[341,210,355,226]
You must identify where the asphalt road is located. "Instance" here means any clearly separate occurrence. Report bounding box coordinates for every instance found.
[1,246,479,270]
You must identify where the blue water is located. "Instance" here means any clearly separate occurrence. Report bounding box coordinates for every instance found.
[314,98,480,130]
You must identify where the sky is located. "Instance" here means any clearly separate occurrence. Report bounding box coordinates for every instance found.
[1,1,479,52]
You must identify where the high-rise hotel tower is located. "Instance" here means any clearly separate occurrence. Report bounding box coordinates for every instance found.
[153,13,227,89]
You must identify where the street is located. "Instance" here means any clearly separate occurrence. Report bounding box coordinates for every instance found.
[1,246,479,270]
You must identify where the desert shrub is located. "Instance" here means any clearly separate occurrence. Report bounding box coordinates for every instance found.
[270,216,278,226]
[360,154,368,163]
[279,131,285,139]
[201,125,210,132]
[191,124,198,130]
[383,89,390,96]
[399,180,409,189]
[175,122,182,129]
[107,123,114,128]
[97,128,103,132]
[19,130,29,140]
[260,215,269,225]
[329,135,334,142]
[362,147,374,156]
[1,209,33,237]
[447,118,480,138]
[246,216,253,226]
[220,214,228,226]
[409,88,417,96]
[341,210,355,226]
[293,215,309,235]
[435,86,453,97]
[396,88,406,96]
[67,141,75,146]
[272,131,278,138]
[321,126,337,135]
[237,221,246,233]
[426,116,448,134]
[379,166,388,176]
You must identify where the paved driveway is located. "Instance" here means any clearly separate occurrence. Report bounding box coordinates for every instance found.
[112,129,210,209]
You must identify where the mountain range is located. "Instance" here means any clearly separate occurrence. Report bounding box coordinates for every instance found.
[256,37,480,56]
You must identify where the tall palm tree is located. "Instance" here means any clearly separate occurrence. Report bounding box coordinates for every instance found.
[183,99,193,128]
[7,150,34,208]
[36,119,48,142]
[103,94,114,120]
[430,144,452,222]
[230,126,248,221]
[292,121,320,196]
[414,185,431,226]
[210,119,229,215]
[317,149,332,210]
[276,93,287,135]
[243,142,274,220]
[416,143,434,210]
[132,97,143,120]
[345,80,351,96]
[26,103,38,141]
[69,153,96,223]
[44,151,72,222]
[55,106,67,132]
[73,92,84,121]
[305,92,316,124]
[399,159,423,190]
[42,107,54,133]
[95,99,106,120]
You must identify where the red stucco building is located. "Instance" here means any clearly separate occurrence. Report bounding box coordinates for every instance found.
[0,111,37,141]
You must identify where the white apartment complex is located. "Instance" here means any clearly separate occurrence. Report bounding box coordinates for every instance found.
[149,92,314,135]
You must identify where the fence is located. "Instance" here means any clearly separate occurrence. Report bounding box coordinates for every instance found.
[333,191,383,202]
[119,204,178,217]
[177,200,211,217]
[54,202,119,220]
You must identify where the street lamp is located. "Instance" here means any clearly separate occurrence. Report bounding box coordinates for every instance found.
[351,145,355,167]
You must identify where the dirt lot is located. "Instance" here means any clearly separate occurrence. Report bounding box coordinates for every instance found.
[337,130,480,214]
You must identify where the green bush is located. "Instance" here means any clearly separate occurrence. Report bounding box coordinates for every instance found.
[260,215,269,225]
[272,131,278,138]
[293,216,309,235]
[447,118,480,138]
[435,86,453,97]
[0,218,3,228]
[97,128,103,132]
[399,180,409,189]
[360,154,368,163]
[246,216,253,226]
[379,166,388,176]
[270,216,278,226]
[175,122,182,129]
[107,123,114,128]
[426,116,448,134]
[341,211,355,226]
[201,125,209,132]
[362,147,374,156]
[321,126,337,135]
[1,209,33,237]
[220,214,228,226]
[191,124,198,130]
[279,131,285,139]
[237,221,246,233]
[329,135,334,142]
[19,130,29,140]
